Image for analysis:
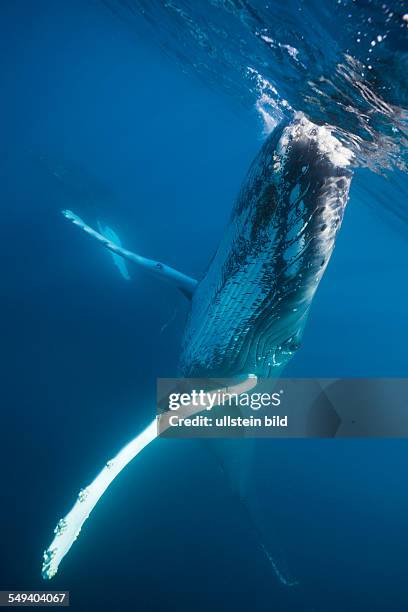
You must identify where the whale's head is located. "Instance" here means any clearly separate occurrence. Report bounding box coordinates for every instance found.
[180,116,353,378]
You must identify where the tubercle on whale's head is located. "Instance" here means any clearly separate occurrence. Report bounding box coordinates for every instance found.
[180,117,353,379]
[280,113,354,169]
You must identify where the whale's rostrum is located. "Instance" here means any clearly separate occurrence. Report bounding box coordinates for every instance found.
[181,115,352,378]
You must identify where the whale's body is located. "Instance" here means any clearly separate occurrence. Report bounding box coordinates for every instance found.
[181,116,352,378]
[43,116,352,580]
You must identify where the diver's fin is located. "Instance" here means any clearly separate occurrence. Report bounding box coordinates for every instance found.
[96,221,131,281]
[62,209,198,297]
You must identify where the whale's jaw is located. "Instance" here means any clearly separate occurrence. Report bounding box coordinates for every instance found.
[180,116,353,378]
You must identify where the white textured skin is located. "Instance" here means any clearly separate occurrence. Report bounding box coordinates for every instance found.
[42,420,157,579]
[42,376,257,579]
[279,113,354,168]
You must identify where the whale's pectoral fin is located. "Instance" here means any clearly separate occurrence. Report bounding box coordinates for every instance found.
[41,375,258,580]
[62,209,198,298]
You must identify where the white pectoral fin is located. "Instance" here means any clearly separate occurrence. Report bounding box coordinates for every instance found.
[42,419,158,580]
[42,376,258,580]
[62,209,198,297]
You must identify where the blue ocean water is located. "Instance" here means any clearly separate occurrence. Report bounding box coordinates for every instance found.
[0,1,407,610]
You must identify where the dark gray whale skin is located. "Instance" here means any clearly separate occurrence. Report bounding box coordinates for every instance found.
[180,116,352,378]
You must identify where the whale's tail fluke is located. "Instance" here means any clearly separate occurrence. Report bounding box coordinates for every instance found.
[62,209,198,297]
[96,221,131,281]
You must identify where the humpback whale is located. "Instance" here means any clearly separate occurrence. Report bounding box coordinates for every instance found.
[42,114,352,580]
